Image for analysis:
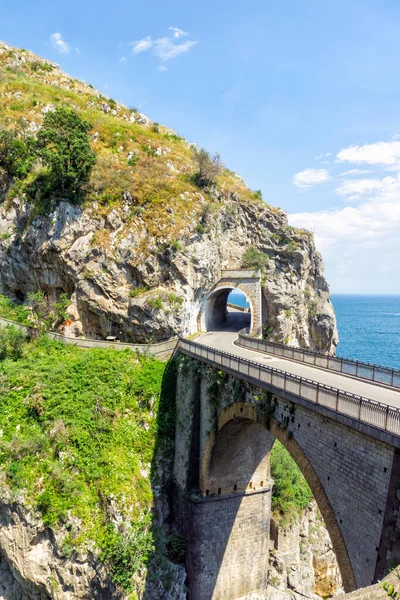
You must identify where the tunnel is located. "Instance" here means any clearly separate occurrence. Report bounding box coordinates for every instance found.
[203,286,252,332]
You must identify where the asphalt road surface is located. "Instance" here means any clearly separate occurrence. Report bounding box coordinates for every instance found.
[196,309,400,408]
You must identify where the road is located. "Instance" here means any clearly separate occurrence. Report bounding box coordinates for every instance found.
[196,309,400,408]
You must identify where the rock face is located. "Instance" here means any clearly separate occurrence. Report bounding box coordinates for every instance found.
[0,500,113,600]
[267,501,343,600]
[0,195,338,352]
[0,497,187,600]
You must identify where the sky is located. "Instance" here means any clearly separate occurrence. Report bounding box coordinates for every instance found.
[1,0,400,293]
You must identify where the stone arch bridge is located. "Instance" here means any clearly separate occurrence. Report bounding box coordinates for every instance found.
[173,333,400,600]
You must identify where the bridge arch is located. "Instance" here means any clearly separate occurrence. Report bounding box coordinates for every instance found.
[200,402,356,594]
[198,269,262,334]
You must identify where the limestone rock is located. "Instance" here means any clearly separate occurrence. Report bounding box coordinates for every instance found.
[0,194,337,351]
[266,500,343,600]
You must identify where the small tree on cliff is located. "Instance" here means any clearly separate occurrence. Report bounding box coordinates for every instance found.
[36,107,96,200]
[192,147,223,188]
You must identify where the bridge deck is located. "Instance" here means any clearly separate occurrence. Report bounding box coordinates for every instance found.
[196,310,400,409]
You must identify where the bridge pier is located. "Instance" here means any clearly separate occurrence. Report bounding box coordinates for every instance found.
[175,487,272,600]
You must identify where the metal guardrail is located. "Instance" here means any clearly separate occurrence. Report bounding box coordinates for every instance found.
[178,338,400,437]
[237,329,400,389]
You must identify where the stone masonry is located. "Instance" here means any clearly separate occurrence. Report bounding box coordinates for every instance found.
[173,357,399,599]
[198,269,262,335]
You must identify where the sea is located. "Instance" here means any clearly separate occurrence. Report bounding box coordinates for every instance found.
[228,291,400,370]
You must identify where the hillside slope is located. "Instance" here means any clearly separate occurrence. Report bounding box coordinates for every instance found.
[0,40,338,352]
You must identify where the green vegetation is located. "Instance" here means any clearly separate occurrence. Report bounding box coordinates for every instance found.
[35,107,96,200]
[191,147,223,188]
[0,294,31,324]
[270,441,312,524]
[241,246,269,270]
[0,330,176,594]
[130,285,150,298]
[1,107,96,209]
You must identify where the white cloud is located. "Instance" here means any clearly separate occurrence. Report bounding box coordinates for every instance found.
[154,37,198,61]
[336,176,397,199]
[169,27,187,39]
[293,168,330,189]
[50,32,70,54]
[337,141,400,166]
[338,169,374,177]
[131,36,153,54]
[315,152,332,160]
[289,174,400,292]
[130,28,198,63]
[120,56,127,62]
[158,65,168,72]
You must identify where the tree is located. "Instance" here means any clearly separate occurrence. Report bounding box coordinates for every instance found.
[36,107,96,199]
[0,129,32,178]
[192,147,223,188]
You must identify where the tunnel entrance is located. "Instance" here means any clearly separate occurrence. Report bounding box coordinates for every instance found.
[197,269,262,335]
[204,287,252,332]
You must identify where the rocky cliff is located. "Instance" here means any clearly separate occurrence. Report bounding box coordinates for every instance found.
[267,501,343,600]
[0,40,338,352]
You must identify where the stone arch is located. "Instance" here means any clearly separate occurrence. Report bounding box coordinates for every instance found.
[199,284,254,333]
[197,269,262,335]
[201,402,357,593]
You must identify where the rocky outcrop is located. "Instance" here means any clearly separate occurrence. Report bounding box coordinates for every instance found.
[267,501,343,600]
[0,195,337,352]
[0,499,112,599]
[0,497,186,600]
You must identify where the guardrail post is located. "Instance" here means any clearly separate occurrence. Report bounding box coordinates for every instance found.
[356,361,359,377]
[341,358,343,373]
[373,365,376,382]
[385,405,389,430]
[284,373,287,390]
[392,369,395,386]
[358,398,362,420]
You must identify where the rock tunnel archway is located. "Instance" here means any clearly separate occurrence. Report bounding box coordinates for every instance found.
[198,269,262,335]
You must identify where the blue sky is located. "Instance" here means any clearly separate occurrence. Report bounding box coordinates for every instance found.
[2,0,400,293]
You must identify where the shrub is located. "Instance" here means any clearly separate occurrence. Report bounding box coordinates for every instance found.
[130,285,149,298]
[166,532,186,564]
[192,148,223,188]
[0,325,25,360]
[147,297,163,310]
[196,223,205,234]
[35,107,96,200]
[241,246,269,270]
[252,189,263,199]
[151,122,160,133]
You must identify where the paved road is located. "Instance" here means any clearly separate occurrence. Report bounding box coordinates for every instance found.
[196,310,400,408]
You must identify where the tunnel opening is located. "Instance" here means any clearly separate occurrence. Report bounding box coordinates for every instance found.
[204,286,252,332]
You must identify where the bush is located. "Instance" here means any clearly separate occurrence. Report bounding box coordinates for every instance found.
[0,325,25,360]
[192,148,223,188]
[241,246,269,270]
[35,107,96,200]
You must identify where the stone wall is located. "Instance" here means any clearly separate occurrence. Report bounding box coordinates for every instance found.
[174,359,399,598]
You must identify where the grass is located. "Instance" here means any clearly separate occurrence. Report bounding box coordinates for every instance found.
[0,332,176,593]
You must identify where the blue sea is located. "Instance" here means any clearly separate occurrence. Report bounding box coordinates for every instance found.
[229,291,400,370]
[331,295,400,370]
